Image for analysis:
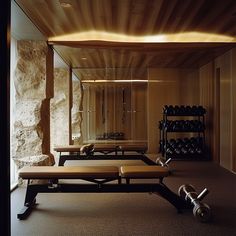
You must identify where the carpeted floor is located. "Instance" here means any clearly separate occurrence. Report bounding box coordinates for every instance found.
[11,158,236,236]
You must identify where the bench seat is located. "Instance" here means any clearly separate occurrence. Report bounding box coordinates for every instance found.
[93,144,118,154]
[54,145,82,153]
[120,165,169,178]
[19,166,119,179]
[118,144,147,154]
[19,165,168,180]
[54,144,118,154]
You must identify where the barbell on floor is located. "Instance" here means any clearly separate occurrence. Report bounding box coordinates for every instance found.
[178,184,211,222]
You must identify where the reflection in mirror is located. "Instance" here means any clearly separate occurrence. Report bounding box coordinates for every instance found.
[76,68,147,143]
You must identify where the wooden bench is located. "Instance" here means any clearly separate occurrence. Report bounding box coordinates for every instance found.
[17,165,190,220]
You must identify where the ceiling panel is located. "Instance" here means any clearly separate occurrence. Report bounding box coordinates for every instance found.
[15,0,236,37]
[14,0,236,76]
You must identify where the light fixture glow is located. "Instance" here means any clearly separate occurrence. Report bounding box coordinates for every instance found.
[81,79,176,83]
[49,30,235,43]
[82,79,147,83]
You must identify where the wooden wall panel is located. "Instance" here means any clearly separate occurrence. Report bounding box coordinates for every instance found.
[231,48,236,173]
[147,68,199,153]
[199,62,214,160]
[200,47,236,172]
[131,84,147,141]
[231,48,236,172]
[215,51,232,170]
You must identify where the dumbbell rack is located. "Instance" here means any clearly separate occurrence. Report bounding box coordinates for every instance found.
[159,106,206,161]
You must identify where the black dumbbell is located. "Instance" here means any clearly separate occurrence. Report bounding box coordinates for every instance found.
[197,106,206,115]
[174,147,181,155]
[163,105,168,114]
[179,105,185,115]
[166,147,174,155]
[188,147,195,154]
[168,105,174,115]
[178,184,211,222]
[174,105,180,115]
[183,137,190,144]
[181,146,188,154]
[191,106,198,115]
[185,106,191,115]
[80,144,95,156]
[195,147,203,154]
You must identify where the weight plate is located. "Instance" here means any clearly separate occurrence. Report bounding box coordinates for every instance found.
[193,203,211,223]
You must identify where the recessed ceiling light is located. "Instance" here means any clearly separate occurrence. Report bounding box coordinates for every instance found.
[60,2,72,8]
[81,57,87,60]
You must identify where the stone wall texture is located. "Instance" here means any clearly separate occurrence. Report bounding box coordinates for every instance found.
[12,40,54,169]
[50,68,70,159]
[72,80,83,144]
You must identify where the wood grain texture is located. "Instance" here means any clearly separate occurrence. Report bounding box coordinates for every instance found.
[15,0,236,71]
[232,48,236,172]
[215,51,232,170]
[199,62,214,160]
[147,68,199,153]
[16,0,236,38]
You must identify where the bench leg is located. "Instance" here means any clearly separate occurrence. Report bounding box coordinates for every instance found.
[153,183,191,212]
[17,182,38,220]
[140,155,157,165]
[58,156,66,166]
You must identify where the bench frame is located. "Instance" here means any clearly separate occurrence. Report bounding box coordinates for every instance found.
[17,176,191,220]
[58,154,156,166]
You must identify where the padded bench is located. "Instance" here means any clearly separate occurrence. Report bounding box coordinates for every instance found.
[118,144,147,155]
[93,144,118,155]
[19,166,120,180]
[54,144,155,166]
[17,165,191,220]
[54,144,118,155]
[54,145,82,153]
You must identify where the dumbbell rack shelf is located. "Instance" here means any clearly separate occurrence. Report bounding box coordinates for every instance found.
[159,106,207,161]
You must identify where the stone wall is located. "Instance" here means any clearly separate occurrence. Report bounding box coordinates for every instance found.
[12,40,54,169]
[50,68,70,160]
[72,80,83,144]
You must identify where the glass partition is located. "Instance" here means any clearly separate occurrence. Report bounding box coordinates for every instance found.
[77,67,147,143]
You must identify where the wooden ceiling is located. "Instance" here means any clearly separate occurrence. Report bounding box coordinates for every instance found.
[15,0,236,80]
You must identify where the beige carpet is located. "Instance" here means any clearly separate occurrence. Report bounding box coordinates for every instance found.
[11,159,236,236]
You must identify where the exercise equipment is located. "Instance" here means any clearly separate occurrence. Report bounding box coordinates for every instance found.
[156,157,172,168]
[159,137,205,157]
[54,144,154,166]
[162,105,206,116]
[17,165,210,222]
[118,144,147,155]
[159,105,206,160]
[80,144,94,156]
[178,184,211,222]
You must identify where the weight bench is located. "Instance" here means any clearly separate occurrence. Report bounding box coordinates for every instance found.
[93,143,118,155]
[54,144,118,156]
[17,165,196,221]
[54,144,155,166]
[118,144,147,155]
